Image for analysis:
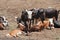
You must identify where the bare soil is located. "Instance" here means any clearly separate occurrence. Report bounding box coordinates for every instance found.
[0,0,60,40]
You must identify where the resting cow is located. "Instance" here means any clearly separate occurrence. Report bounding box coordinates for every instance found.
[0,16,9,30]
[6,29,22,37]
[6,23,26,37]
[30,21,43,32]
[2,16,8,27]
[44,7,60,28]
[43,18,54,29]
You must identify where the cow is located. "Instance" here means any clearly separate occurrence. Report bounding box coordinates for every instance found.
[21,10,29,34]
[0,16,8,29]
[0,16,8,26]
[21,9,34,35]
[44,7,60,28]
[29,8,45,25]
[30,21,43,32]
[6,22,26,37]
[6,29,22,37]
[2,16,8,27]
[44,7,60,20]
[0,16,9,30]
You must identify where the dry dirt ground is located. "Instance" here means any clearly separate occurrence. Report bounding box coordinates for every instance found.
[0,0,60,40]
[0,28,60,40]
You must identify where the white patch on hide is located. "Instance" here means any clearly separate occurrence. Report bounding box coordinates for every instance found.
[26,10,33,19]
[48,18,54,25]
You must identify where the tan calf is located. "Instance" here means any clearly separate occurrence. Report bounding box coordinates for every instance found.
[30,21,43,31]
[6,29,22,37]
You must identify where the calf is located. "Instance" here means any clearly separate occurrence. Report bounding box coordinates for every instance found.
[6,23,25,37]
[6,29,22,37]
[30,21,43,32]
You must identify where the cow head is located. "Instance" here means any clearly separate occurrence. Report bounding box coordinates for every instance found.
[26,9,33,20]
[21,10,28,21]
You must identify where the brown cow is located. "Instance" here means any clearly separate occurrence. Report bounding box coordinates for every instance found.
[6,23,25,37]
[30,21,43,32]
[6,29,22,37]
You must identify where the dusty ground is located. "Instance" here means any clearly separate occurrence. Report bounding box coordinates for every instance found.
[0,28,60,40]
[0,0,60,40]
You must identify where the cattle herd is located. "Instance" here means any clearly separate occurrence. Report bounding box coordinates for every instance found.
[0,7,60,37]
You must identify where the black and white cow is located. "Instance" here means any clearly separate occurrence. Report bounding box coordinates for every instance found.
[30,8,45,24]
[44,7,60,28]
[0,16,8,27]
[2,16,8,27]
[20,9,32,35]
[0,16,8,29]
[44,7,60,20]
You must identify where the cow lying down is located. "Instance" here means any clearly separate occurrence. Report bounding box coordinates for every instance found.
[6,23,25,37]
[30,18,54,31]
[6,29,23,37]
[30,21,43,31]
[43,18,54,29]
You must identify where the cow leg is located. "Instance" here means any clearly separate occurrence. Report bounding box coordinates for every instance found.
[23,21,28,33]
[48,18,54,29]
[55,13,58,21]
[24,21,30,36]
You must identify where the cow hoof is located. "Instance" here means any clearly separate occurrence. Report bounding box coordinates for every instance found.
[51,27,54,29]
[25,32,30,36]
